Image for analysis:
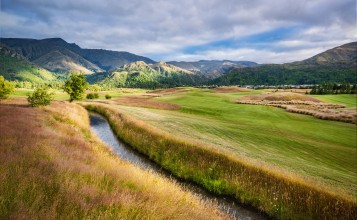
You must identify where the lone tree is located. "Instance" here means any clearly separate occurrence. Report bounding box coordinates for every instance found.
[64,71,88,101]
[0,75,15,99]
[27,87,54,107]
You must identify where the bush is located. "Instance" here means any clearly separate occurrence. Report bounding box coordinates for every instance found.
[86,93,99,99]
[27,87,54,107]
[105,94,112,99]
[0,76,15,99]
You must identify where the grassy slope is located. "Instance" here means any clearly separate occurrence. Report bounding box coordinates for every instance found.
[108,89,356,198]
[0,99,225,219]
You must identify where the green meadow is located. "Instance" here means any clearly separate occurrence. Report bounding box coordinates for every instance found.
[108,88,356,198]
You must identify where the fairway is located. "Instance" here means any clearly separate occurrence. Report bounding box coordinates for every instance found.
[104,89,357,199]
[312,94,357,108]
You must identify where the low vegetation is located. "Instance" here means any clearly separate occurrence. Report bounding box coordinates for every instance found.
[86,93,99,99]
[84,102,357,219]
[0,76,15,99]
[238,92,357,124]
[27,87,54,107]
[0,99,225,219]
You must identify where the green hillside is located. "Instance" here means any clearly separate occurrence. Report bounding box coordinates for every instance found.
[0,44,59,84]
[213,42,357,86]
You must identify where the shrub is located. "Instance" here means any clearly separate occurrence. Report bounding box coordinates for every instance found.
[0,76,15,99]
[86,93,99,99]
[27,87,54,107]
[105,94,112,99]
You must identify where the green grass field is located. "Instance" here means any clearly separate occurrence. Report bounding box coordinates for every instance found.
[106,89,356,199]
[311,94,357,108]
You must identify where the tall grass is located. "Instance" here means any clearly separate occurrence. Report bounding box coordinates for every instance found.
[84,103,357,219]
[0,100,226,219]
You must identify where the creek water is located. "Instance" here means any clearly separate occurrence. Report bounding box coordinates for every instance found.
[89,113,267,220]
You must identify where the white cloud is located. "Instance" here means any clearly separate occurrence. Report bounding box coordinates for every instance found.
[1,0,356,62]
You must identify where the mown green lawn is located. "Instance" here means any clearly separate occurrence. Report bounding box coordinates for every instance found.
[109,89,357,198]
[311,94,357,108]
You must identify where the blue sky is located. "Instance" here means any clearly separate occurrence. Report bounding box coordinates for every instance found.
[1,0,356,63]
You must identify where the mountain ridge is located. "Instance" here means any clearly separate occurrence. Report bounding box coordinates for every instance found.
[0,38,156,74]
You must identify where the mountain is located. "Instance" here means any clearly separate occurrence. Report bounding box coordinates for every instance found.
[296,42,357,65]
[81,49,155,71]
[0,38,155,74]
[96,61,207,89]
[0,43,59,83]
[213,42,357,86]
[168,60,258,78]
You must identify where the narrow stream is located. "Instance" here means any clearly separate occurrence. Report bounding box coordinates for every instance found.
[89,113,267,220]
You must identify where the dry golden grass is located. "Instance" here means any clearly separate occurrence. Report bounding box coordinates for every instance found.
[107,96,181,110]
[239,92,357,124]
[212,86,254,93]
[84,103,357,220]
[241,92,321,102]
[264,89,311,94]
[0,99,226,219]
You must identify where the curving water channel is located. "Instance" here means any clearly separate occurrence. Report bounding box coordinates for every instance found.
[89,113,268,220]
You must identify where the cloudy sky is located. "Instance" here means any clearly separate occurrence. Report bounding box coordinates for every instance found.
[1,0,356,63]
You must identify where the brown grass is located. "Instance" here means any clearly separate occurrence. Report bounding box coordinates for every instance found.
[241,92,321,102]
[212,86,254,93]
[264,89,311,94]
[108,96,180,110]
[239,92,357,124]
[84,103,357,220]
[0,99,226,219]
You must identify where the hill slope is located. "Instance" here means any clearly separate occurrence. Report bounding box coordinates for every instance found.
[168,60,258,78]
[214,42,357,85]
[0,44,58,83]
[97,61,207,89]
[0,38,155,74]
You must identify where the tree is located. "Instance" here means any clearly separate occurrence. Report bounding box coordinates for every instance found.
[0,76,15,99]
[27,87,54,107]
[63,71,88,101]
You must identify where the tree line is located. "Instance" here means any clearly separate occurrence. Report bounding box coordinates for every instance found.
[309,82,357,95]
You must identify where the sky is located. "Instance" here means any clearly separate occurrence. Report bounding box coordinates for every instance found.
[1,0,356,64]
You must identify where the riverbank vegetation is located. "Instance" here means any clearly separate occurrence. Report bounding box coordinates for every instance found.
[84,101,357,219]
[0,98,226,219]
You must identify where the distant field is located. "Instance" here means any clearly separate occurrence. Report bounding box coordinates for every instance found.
[102,89,357,199]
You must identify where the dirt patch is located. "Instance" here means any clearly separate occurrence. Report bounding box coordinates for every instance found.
[238,92,356,124]
[111,96,180,110]
[212,86,254,93]
[147,88,188,96]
